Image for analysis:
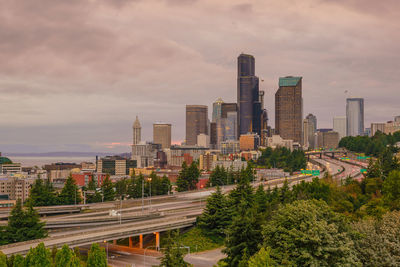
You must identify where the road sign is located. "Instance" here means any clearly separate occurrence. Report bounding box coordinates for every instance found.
[360,169,367,174]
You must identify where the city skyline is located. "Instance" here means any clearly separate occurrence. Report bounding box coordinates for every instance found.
[1,0,399,153]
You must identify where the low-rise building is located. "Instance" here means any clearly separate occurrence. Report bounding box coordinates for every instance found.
[316,131,339,149]
[266,135,293,151]
[0,176,35,202]
[165,145,208,167]
[44,162,82,181]
[96,156,136,176]
[220,140,240,155]
[212,159,247,172]
[239,133,260,151]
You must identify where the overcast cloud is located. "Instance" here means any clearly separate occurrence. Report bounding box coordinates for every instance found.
[0,0,399,153]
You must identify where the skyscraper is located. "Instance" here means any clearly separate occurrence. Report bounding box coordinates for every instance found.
[185,105,208,145]
[217,103,238,146]
[333,116,346,140]
[133,116,141,145]
[275,76,303,143]
[212,98,224,123]
[153,123,172,149]
[237,54,261,136]
[303,114,316,149]
[346,98,364,136]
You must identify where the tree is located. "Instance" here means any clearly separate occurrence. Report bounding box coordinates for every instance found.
[28,178,58,206]
[101,174,115,201]
[197,186,229,239]
[12,255,24,267]
[86,243,107,267]
[209,166,228,187]
[159,231,191,267]
[382,170,400,209]
[176,162,200,192]
[127,174,144,199]
[55,244,82,267]
[24,243,51,267]
[7,199,47,243]
[114,178,128,199]
[59,175,82,205]
[248,247,276,267]
[223,202,262,266]
[0,252,6,267]
[85,178,102,203]
[263,199,359,266]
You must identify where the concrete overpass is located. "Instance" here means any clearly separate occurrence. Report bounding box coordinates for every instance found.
[305,149,347,160]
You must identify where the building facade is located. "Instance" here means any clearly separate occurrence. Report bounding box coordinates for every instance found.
[237,54,261,136]
[153,123,172,149]
[133,116,141,145]
[239,133,260,151]
[371,123,386,136]
[212,98,224,123]
[97,156,136,176]
[316,131,339,149]
[275,76,303,144]
[220,140,240,155]
[185,105,208,145]
[333,116,346,140]
[346,98,364,136]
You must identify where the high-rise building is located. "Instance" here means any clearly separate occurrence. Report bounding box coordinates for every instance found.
[316,131,339,149]
[217,103,238,146]
[239,133,260,151]
[303,113,317,149]
[133,116,141,145]
[153,123,172,149]
[210,122,217,148]
[212,98,224,123]
[370,123,386,136]
[333,116,346,140]
[395,116,400,124]
[275,76,303,143]
[346,98,364,137]
[237,54,261,136]
[185,105,208,145]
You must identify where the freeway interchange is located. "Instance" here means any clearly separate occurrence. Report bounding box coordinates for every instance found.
[0,156,365,260]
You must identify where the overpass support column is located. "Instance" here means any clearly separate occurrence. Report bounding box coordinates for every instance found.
[155,232,160,251]
[129,237,133,248]
[139,234,143,249]
[113,240,117,245]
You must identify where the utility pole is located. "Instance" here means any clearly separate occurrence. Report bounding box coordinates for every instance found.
[142,178,144,213]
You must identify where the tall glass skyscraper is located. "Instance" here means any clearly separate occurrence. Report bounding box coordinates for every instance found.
[346,98,364,136]
[237,54,261,136]
[212,98,224,123]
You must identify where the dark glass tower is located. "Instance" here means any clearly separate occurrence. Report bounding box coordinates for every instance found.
[237,54,261,136]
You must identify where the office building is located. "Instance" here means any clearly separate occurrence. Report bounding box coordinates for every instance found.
[275,76,303,144]
[132,142,160,168]
[333,116,346,140]
[371,123,386,136]
[96,156,136,176]
[303,114,317,149]
[165,145,208,167]
[186,105,208,145]
[197,134,210,148]
[212,98,224,123]
[0,176,35,202]
[133,116,141,145]
[43,162,82,181]
[212,159,247,172]
[210,122,217,148]
[384,120,400,135]
[346,98,364,136]
[153,123,172,149]
[316,131,339,149]
[220,140,240,155]
[266,135,294,151]
[395,116,400,123]
[239,133,260,151]
[217,103,238,146]
[199,154,217,171]
[237,54,261,136]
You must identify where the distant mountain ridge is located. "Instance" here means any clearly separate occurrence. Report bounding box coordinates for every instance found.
[3,152,130,157]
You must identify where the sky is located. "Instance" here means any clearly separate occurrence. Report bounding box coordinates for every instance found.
[0,0,399,153]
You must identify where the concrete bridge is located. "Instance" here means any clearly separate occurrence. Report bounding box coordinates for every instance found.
[305,149,347,159]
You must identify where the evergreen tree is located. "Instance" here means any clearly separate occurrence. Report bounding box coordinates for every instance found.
[382,170,400,209]
[86,243,107,267]
[127,174,145,199]
[24,243,51,267]
[159,231,191,267]
[0,252,6,267]
[7,199,47,243]
[101,174,115,201]
[176,162,189,192]
[114,178,128,199]
[209,166,228,187]
[248,247,276,267]
[85,178,102,203]
[12,255,24,267]
[228,173,254,209]
[223,201,262,267]
[197,186,229,238]
[55,244,82,267]
[28,178,58,206]
[59,175,82,205]
[254,185,267,214]
[160,175,171,195]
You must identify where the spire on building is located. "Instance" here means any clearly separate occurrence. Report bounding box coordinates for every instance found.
[133,116,141,145]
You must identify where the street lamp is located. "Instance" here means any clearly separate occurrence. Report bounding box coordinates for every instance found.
[103,240,108,261]
[148,178,152,210]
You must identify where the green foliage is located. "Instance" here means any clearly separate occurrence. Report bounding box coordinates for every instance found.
[127,173,171,199]
[263,200,359,266]
[176,162,200,192]
[197,186,230,239]
[159,231,192,267]
[127,173,144,199]
[223,202,262,267]
[339,131,400,157]
[248,247,276,267]
[59,175,82,205]
[28,178,58,206]
[208,166,228,187]
[382,170,400,209]
[0,252,6,267]
[24,243,51,267]
[101,174,115,202]
[169,227,222,253]
[6,199,47,244]
[85,178,102,203]
[12,255,24,267]
[352,211,400,266]
[55,244,82,267]
[86,243,107,267]
[257,147,306,173]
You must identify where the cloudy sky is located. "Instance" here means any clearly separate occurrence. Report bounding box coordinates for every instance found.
[0,0,399,153]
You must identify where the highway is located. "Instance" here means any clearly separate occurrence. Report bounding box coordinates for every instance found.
[0,156,364,257]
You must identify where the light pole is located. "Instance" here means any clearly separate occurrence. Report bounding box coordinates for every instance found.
[148,178,152,210]
[142,178,144,213]
[103,240,108,262]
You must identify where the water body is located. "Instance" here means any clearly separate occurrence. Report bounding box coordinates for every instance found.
[8,156,96,167]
